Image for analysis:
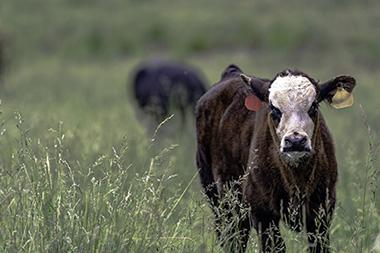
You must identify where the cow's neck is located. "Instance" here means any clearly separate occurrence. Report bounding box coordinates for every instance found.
[268,114,321,201]
[278,155,318,201]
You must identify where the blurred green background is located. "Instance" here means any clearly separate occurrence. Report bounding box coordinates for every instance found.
[0,0,379,252]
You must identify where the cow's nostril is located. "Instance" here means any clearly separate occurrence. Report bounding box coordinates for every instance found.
[285,138,292,147]
[299,136,307,145]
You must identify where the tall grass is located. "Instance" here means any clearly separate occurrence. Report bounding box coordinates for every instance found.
[0,112,213,252]
[0,102,379,252]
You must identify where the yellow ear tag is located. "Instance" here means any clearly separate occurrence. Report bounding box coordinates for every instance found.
[331,87,354,109]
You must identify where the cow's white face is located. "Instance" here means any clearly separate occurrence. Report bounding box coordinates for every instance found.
[241,69,356,160]
[268,74,317,159]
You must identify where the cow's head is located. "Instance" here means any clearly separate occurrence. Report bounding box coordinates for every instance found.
[241,70,356,161]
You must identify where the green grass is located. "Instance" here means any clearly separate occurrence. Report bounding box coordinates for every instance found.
[0,0,379,252]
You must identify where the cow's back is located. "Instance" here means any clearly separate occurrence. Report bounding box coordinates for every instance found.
[196,75,256,199]
[163,64,207,111]
[132,61,207,122]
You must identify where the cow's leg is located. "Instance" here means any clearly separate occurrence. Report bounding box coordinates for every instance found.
[238,215,252,252]
[213,180,252,252]
[196,141,219,207]
[256,217,285,253]
[215,210,251,252]
[306,196,335,253]
[306,214,331,253]
[178,105,186,128]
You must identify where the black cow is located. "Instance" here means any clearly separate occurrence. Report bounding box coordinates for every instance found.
[131,60,207,124]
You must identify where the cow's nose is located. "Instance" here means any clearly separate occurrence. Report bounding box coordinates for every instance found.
[283,133,310,152]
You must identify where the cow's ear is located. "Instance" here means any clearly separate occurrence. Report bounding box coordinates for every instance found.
[240,74,270,102]
[318,76,356,109]
[240,74,270,111]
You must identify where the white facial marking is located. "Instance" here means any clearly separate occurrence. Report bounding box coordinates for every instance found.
[269,75,317,156]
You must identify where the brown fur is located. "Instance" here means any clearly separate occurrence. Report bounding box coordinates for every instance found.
[195,65,354,252]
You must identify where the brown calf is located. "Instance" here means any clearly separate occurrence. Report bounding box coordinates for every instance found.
[196,64,356,252]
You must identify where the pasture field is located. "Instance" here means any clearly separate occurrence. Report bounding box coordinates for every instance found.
[0,0,380,252]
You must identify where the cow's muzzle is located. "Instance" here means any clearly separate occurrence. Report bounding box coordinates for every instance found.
[281,132,311,153]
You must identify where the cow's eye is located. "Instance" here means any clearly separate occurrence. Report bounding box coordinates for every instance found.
[270,103,282,121]
[308,102,318,117]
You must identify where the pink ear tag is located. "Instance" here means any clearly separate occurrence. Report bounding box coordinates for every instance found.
[244,95,261,111]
